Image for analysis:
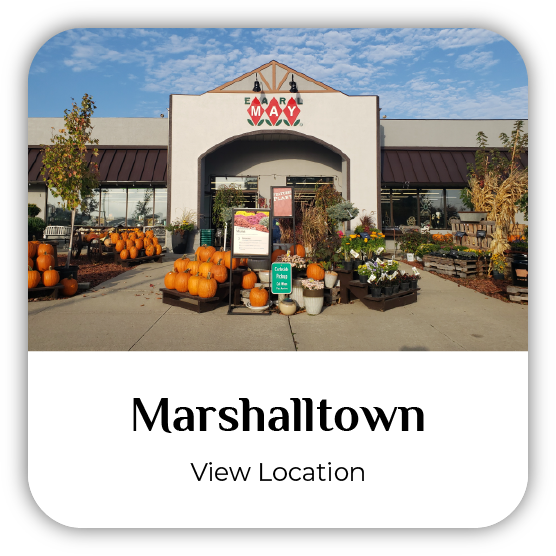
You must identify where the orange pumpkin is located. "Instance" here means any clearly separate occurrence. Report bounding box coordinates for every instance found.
[110,233,120,244]
[143,237,153,247]
[115,239,125,253]
[271,249,286,263]
[36,251,55,272]
[129,232,137,241]
[155,244,162,255]
[137,231,145,239]
[146,230,154,239]
[242,270,257,289]
[198,272,217,298]
[28,257,34,269]
[125,239,134,250]
[187,260,201,275]
[28,266,40,289]
[152,237,159,246]
[199,258,214,278]
[60,277,78,297]
[174,256,190,273]
[175,270,191,293]
[249,285,269,307]
[135,239,144,250]
[39,243,54,256]
[195,245,204,260]
[212,250,226,267]
[211,260,228,284]
[239,258,249,267]
[294,244,305,257]
[164,270,178,290]
[28,241,38,258]
[120,249,130,260]
[307,263,325,281]
[201,245,216,262]
[188,273,201,296]
[145,245,155,257]
[129,246,138,259]
[224,251,239,270]
[121,232,129,241]
[43,266,60,287]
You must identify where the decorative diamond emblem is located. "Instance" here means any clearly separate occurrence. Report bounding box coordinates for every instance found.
[265,98,282,126]
[283,97,300,126]
[247,97,264,126]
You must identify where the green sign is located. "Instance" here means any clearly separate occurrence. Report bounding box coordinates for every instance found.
[271,262,292,294]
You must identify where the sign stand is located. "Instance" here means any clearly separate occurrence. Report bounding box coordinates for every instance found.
[227,207,272,315]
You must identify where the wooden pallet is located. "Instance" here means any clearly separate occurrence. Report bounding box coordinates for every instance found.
[324,286,340,305]
[454,259,480,278]
[159,284,230,313]
[423,255,457,275]
[116,254,165,267]
[507,285,528,302]
[28,284,64,299]
[361,288,419,312]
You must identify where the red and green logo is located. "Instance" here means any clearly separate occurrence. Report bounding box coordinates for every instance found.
[247,96,301,127]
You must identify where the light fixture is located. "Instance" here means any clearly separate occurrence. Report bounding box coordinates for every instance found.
[252,73,261,93]
[289,74,298,93]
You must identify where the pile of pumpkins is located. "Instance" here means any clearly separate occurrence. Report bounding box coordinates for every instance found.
[107,229,163,260]
[270,244,305,262]
[28,240,78,296]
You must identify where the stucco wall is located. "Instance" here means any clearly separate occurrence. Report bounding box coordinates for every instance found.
[28,184,48,219]
[28,118,169,146]
[169,92,379,247]
[381,119,528,148]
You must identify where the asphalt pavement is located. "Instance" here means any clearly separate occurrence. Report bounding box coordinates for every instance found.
[28,258,528,351]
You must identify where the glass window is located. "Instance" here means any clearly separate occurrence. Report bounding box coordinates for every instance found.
[446,189,467,226]
[127,188,154,227]
[419,189,445,229]
[46,189,101,226]
[391,188,418,227]
[212,176,258,191]
[153,188,167,227]
[100,188,127,227]
[286,176,335,203]
[381,189,392,227]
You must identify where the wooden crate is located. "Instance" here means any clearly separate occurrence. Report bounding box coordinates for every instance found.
[451,220,494,249]
[454,259,479,278]
[423,255,457,276]
[28,284,64,299]
[507,285,528,303]
[159,283,231,313]
[116,254,165,267]
[324,286,340,304]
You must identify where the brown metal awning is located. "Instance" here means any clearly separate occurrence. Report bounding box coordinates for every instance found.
[28,146,168,184]
[381,147,528,185]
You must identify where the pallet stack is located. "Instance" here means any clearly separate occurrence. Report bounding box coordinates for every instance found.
[451,220,495,249]
[507,285,528,303]
[423,256,456,276]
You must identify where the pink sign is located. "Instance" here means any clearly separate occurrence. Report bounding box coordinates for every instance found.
[272,187,293,217]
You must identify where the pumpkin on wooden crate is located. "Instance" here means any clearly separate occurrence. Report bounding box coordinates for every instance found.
[198,272,217,298]
[135,239,144,250]
[120,249,130,260]
[249,285,269,307]
[125,239,134,250]
[146,230,154,239]
[175,270,191,293]
[307,263,325,281]
[211,260,228,284]
[115,239,125,253]
[164,270,179,290]
[145,245,155,257]
[28,266,41,289]
[152,237,159,246]
[28,241,38,258]
[155,244,162,255]
[39,243,55,256]
[129,232,137,241]
[199,258,214,278]
[187,259,201,276]
[239,258,249,267]
[129,246,138,259]
[36,251,55,272]
[143,237,152,247]
[271,249,286,263]
[212,250,226,267]
[188,273,201,296]
[242,270,257,289]
[121,232,129,240]
[224,251,239,270]
[28,257,34,269]
[198,244,216,262]
[110,233,120,244]
[43,266,60,287]
[60,277,78,297]
[174,256,190,273]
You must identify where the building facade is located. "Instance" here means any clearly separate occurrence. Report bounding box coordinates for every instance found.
[28,61,528,250]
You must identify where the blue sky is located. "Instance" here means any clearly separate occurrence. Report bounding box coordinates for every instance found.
[28,28,528,119]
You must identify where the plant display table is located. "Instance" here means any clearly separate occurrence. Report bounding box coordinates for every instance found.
[115,254,165,267]
[361,288,419,312]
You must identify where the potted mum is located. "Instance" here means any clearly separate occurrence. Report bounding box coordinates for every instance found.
[165,208,196,254]
[276,254,307,278]
[357,263,372,284]
[301,278,325,315]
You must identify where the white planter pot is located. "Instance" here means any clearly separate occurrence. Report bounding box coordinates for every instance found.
[303,291,324,315]
[457,211,488,223]
[291,284,305,309]
[324,271,338,288]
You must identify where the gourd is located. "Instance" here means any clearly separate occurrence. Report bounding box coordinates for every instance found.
[188,273,201,296]
[115,239,125,253]
[307,263,325,281]
[28,266,41,289]
[198,272,217,298]
[36,250,55,272]
[271,249,286,263]
[211,260,228,284]
[146,230,154,239]
[60,277,78,297]
[121,232,129,240]
[198,245,216,262]
[152,237,159,246]
[129,232,137,241]
[249,285,269,307]
[174,270,191,293]
[42,266,60,287]
[144,237,152,247]
[104,238,112,247]
[174,256,190,273]
[164,270,178,290]
[224,251,239,270]
[239,258,249,267]
[129,246,138,259]
[242,270,257,289]
[120,249,130,260]
[199,258,213,278]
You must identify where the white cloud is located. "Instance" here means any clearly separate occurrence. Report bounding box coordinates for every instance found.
[456,49,498,71]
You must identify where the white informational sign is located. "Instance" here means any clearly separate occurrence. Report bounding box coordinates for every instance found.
[232,210,270,257]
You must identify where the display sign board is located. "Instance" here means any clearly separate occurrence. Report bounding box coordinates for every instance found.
[272,186,294,217]
[271,262,292,294]
[231,209,271,258]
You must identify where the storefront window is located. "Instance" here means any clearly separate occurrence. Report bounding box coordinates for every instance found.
[100,188,127,226]
[286,176,335,203]
[46,188,101,226]
[126,188,154,227]
[446,189,467,226]
[153,188,167,226]
[391,188,418,227]
[381,189,392,227]
[419,189,445,229]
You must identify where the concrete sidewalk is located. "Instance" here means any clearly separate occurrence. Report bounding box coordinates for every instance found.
[28,261,527,351]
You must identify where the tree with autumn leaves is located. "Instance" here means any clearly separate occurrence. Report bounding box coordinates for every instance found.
[40,94,100,267]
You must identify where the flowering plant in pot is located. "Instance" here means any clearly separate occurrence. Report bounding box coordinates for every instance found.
[386,270,400,294]
[340,235,355,270]
[399,271,412,291]
[276,254,307,278]
[321,261,338,288]
[490,253,506,279]
[357,263,372,283]
[165,208,196,254]
[367,272,384,298]
[411,267,421,288]
[301,278,325,315]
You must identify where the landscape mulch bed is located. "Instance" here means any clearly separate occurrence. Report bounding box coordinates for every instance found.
[401,259,518,303]
[29,255,133,302]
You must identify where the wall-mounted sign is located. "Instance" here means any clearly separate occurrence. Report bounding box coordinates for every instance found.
[272,186,294,217]
[231,209,271,258]
[271,262,292,294]
[246,96,301,127]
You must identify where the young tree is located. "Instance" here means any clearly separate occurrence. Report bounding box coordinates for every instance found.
[40,94,100,267]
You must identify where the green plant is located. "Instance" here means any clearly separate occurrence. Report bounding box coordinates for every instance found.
[28,203,41,217]
[28,217,46,240]
[491,253,507,274]
[327,201,359,223]
[357,264,372,276]
[165,208,196,233]
[397,231,432,253]
[212,185,245,229]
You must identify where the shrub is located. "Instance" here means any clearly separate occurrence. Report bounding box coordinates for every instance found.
[28,217,46,240]
[28,203,41,217]
[397,231,432,253]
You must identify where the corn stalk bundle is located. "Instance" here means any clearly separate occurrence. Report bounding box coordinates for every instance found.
[301,204,328,257]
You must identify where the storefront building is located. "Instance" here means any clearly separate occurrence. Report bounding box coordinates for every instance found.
[28,61,527,249]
